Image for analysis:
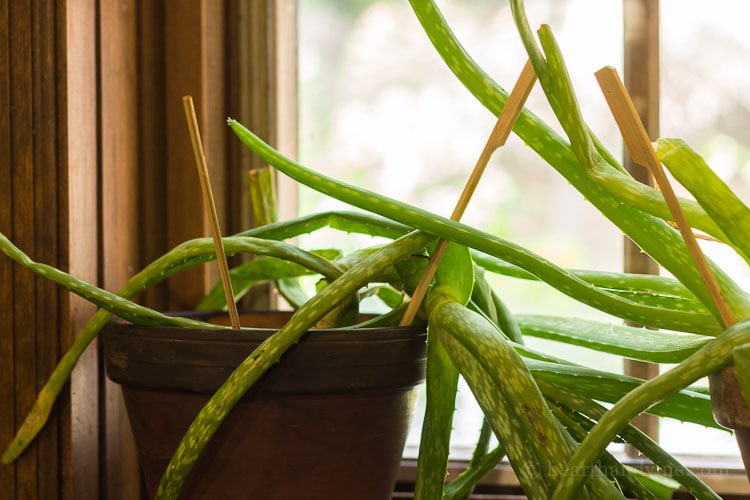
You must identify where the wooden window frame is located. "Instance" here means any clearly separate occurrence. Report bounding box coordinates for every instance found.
[1,1,295,498]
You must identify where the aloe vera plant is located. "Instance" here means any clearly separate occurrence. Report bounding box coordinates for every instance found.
[2,1,749,499]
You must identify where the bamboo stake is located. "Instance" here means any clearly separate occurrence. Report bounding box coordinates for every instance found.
[595,66,736,328]
[182,96,242,330]
[400,60,537,326]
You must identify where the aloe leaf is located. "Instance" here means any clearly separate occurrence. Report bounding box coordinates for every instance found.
[443,444,505,500]
[363,284,404,309]
[0,232,215,329]
[626,468,681,500]
[429,298,556,496]
[430,301,576,489]
[534,24,750,323]
[471,265,525,344]
[433,242,474,306]
[473,252,711,319]
[197,250,342,311]
[408,0,750,322]
[436,327,553,498]
[523,19,721,243]
[434,301,624,499]
[229,120,722,335]
[517,315,712,363]
[527,358,717,429]
[658,138,750,264]
[537,379,720,499]
[549,403,657,499]
[552,318,750,498]
[237,209,411,241]
[414,325,460,500]
[248,166,278,226]
[441,336,550,499]
[0,234,356,462]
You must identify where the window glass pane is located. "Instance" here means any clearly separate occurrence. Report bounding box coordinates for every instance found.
[297,0,624,457]
[658,0,750,459]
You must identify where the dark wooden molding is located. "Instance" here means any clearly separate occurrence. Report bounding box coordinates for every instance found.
[1,1,289,498]
[1,0,98,497]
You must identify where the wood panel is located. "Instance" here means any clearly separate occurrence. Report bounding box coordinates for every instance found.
[0,1,285,498]
[65,2,102,497]
[0,1,15,498]
[138,0,168,310]
[227,0,298,309]
[164,0,226,310]
[99,0,142,497]
[230,0,298,228]
[0,0,101,498]
[31,2,62,498]
[623,0,660,446]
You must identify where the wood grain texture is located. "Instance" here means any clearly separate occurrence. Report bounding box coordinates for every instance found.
[165,0,220,310]
[623,0,660,446]
[0,1,283,498]
[10,1,40,497]
[31,2,62,498]
[65,0,102,498]
[1,1,82,497]
[99,0,142,497]
[0,1,15,497]
[137,0,168,310]
[228,0,298,310]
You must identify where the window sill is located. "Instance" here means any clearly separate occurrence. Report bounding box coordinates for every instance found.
[395,454,750,498]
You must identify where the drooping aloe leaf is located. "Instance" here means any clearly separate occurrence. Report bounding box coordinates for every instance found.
[198,249,342,311]
[229,119,723,335]
[443,444,505,500]
[441,332,552,498]
[658,138,750,264]
[538,379,720,499]
[517,315,712,363]
[408,0,750,323]
[432,242,474,306]
[0,232,217,329]
[527,358,717,429]
[533,23,750,323]
[433,300,625,499]
[549,403,657,499]
[0,212,411,465]
[471,264,525,344]
[414,322,460,500]
[472,251,707,313]
[553,318,750,498]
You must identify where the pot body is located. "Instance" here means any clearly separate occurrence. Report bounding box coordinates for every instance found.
[102,311,427,500]
[709,366,750,481]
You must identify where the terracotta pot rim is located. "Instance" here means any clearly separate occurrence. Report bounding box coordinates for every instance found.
[107,309,424,340]
[102,310,427,395]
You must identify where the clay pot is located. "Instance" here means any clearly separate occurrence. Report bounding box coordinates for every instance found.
[102,311,427,499]
[709,365,750,480]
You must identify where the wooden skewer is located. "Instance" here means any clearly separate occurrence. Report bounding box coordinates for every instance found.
[182,96,242,330]
[399,60,537,326]
[595,66,736,328]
